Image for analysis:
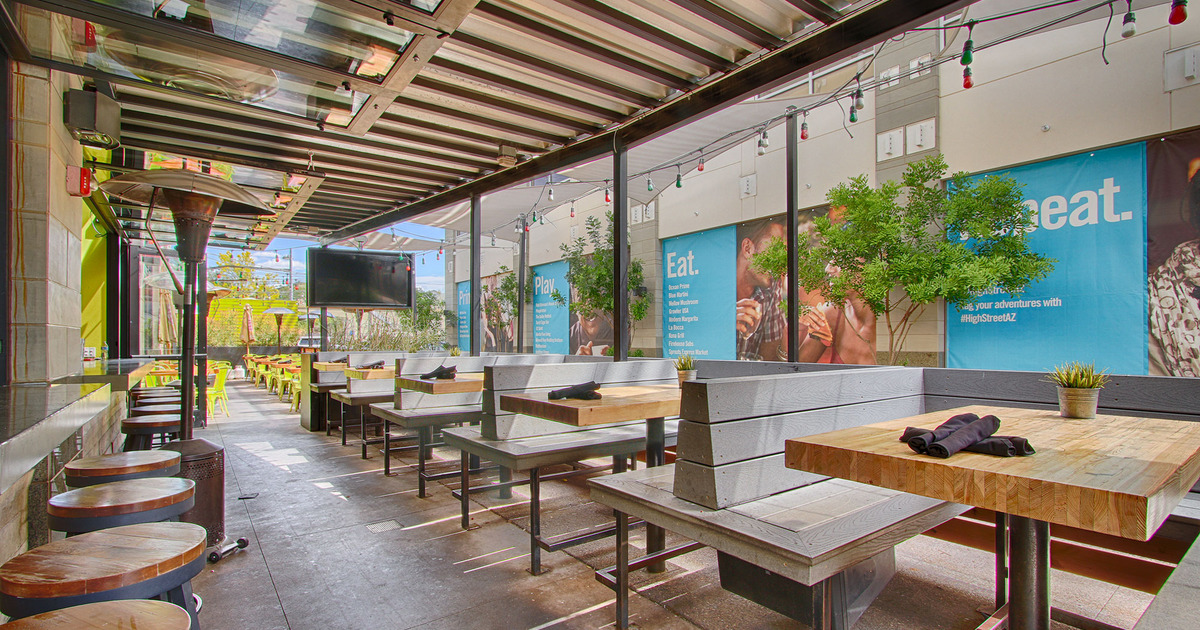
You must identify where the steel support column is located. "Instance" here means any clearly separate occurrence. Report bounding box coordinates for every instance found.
[197,261,208,428]
[517,217,527,352]
[470,194,482,357]
[612,141,629,361]
[785,112,801,362]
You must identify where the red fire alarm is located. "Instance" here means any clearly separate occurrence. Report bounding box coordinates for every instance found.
[67,166,91,197]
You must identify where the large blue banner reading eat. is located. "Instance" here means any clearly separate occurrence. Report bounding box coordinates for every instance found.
[456,281,469,351]
[947,143,1148,374]
[661,226,736,360]
[532,261,569,354]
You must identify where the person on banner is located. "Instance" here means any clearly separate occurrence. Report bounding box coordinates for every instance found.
[1149,157,1200,377]
[570,313,614,355]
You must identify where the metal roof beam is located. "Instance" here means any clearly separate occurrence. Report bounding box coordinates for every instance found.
[323,0,971,243]
[784,0,842,25]
[409,74,602,133]
[665,0,783,49]
[555,0,734,70]
[392,96,571,144]
[425,56,628,120]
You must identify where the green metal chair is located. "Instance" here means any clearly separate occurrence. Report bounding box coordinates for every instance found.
[207,367,230,417]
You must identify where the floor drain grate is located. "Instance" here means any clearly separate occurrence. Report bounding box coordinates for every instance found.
[366,520,401,534]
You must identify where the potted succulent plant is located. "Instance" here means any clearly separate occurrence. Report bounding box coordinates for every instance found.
[1046,362,1110,418]
[674,354,697,386]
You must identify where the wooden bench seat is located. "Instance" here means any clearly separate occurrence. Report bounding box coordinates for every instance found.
[47,477,196,534]
[370,403,482,483]
[329,391,393,452]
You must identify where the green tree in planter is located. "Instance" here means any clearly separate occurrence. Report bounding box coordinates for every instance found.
[482,267,521,351]
[552,212,651,349]
[753,154,1055,365]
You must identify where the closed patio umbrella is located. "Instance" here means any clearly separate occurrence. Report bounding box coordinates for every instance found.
[239,303,256,359]
[157,290,178,351]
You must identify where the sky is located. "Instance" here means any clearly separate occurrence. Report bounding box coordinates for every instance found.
[205,221,447,297]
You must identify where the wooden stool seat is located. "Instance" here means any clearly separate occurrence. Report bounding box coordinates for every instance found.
[0,599,191,629]
[136,395,181,403]
[0,522,206,626]
[129,404,182,417]
[121,417,183,452]
[64,451,181,487]
[47,478,195,534]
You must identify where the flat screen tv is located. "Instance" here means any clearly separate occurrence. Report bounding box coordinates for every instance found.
[307,248,414,308]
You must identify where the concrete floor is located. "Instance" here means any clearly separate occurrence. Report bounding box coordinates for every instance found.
[190,380,1152,630]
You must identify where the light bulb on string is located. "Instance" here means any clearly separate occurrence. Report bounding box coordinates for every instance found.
[760,129,769,148]
[1169,0,1187,24]
[1121,0,1137,37]
[961,22,975,65]
[570,202,575,218]
[275,253,280,263]
[800,112,809,140]
[604,181,611,204]
[697,156,705,172]
[531,211,538,223]
[548,186,554,202]
[514,221,522,234]
[491,233,496,246]
[647,176,654,192]
[675,165,683,189]
[853,81,865,111]
[848,96,858,123]
[539,214,545,225]
[756,131,767,156]
[962,67,973,89]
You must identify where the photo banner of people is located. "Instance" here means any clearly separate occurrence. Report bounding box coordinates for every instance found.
[945,143,1149,374]
[456,281,469,351]
[456,273,517,353]
[661,212,877,364]
[532,261,570,354]
[1148,128,1200,377]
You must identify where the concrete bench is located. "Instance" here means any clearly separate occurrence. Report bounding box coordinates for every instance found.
[590,364,966,630]
[443,421,679,576]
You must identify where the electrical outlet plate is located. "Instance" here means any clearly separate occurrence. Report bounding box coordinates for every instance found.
[906,118,937,153]
[83,347,96,359]
[876,128,904,162]
[1164,44,1200,92]
[740,174,757,199]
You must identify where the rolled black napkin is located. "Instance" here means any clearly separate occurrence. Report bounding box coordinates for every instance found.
[277,359,292,364]
[900,413,980,454]
[420,365,458,380]
[549,381,602,400]
[927,415,1001,459]
[965,436,1036,457]
[331,357,349,364]
[357,360,386,370]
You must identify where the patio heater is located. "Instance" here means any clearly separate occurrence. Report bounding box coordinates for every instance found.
[263,307,294,353]
[298,312,319,349]
[99,170,272,552]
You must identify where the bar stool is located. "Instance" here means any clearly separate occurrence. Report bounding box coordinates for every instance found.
[130,404,183,417]
[0,600,191,629]
[122,417,181,451]
[65,451,181,487]
[47,477,195,535]
[0,522,206,628]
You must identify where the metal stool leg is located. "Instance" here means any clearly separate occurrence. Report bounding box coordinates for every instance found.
[529,467,542,575]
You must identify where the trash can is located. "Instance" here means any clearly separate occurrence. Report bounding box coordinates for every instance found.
[162,438,225,548]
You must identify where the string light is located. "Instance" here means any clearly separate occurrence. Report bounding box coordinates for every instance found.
[848,96,858,123]
[647,176,654,192]
[604,181,611,204]
[961,22,975,66]
[548,186,555,201]
[531,210,538,223]
[540,214,545,225]
[570,201,575,218]
[675,165,683,188]
[801,111,809,140]
[1121,0,1136,37]
[491,233,496,246]
[853,75,865,111]
[756,130,767,156]
[1169,0,1187,24]
[962,66,974,89]
[697,156,705,172]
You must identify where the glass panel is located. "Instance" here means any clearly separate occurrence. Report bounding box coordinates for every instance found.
[87,0,413,78]
[22,10,371,124]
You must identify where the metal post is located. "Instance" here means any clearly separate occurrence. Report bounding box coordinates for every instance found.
[196,261,208,428]
[785,112,801,362]
[612,140,629,361]
[529,467,541,575]
[179,264,197,441]
[615,508,630,629]
[288,250,293,301]
[517,218,527,352]
[1008,515,1050,630]
[995,512,1009,608]
[646,416,666,572]
[319,307,328,351]
[470,194,482,357]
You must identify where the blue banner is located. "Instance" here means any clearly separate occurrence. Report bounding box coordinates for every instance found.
[456,281,469,351]
[532,261,570,354]
[662,226,737,359]
[947,143,1148,374]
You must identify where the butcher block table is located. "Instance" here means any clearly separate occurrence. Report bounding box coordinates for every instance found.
[397,373,485,395]
[784,405,1200,630]
[500,384,681,570]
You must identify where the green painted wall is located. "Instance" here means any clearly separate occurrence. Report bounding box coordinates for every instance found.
[80,211,107,352]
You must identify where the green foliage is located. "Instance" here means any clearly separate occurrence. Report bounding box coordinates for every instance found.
[552,212,651,335]
[211,251,282,300]
[483,266,520,331]
[1046,362,1110,389]
[752,154,1054,365]
[629,349,645,357]
[673,354,696,371]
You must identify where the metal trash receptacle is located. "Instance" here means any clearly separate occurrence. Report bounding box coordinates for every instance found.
[163,438,225,547]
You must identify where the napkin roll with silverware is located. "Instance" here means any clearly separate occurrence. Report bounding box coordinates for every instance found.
[900,413,1035,458]
[357,360,386,370]
[549,381,602,400]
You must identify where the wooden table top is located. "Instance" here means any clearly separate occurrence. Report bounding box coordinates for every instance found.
[500,384,680,427]
[344,367,395,380]
[312,361,347,372]
[285,366,301,374]
[129,404,182,416]
[0,522,206,598]
[47,478,195,518]
[784,405,1200,541]
[397,373,485,394]
[122,416,181,429]
[65,451,180,477]
[0,600,191,629]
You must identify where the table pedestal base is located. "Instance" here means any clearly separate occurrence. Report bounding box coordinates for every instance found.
[1006,515,1050,630]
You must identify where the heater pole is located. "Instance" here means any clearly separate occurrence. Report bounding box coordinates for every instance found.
[179,264,198,441]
